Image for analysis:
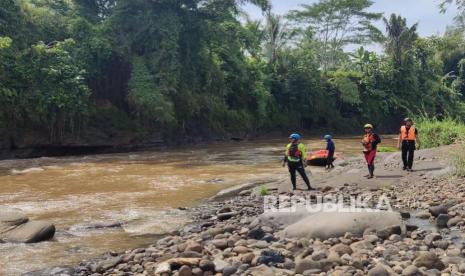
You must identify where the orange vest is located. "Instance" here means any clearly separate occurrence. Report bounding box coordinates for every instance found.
[401,125,416,141]
[363,133,375,151]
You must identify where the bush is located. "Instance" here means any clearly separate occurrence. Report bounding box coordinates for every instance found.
[259,185,269,196]
[415,118,465,148]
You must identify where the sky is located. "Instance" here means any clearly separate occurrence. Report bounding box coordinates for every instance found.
[243,0,459,51]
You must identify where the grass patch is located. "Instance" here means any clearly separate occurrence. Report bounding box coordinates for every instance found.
[259,185,269,196]
[415,117,465,148]
[453,144,465,177]
[377,146,398,152]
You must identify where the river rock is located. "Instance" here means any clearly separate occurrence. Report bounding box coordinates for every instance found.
[22,266,75,276]
[429,205,448,217]
[368,264,389,276]
[436,214,450,228]
[223,265,237,276]
[185,241,203,253]
[199,259,215,271]
[402,265,421,276]
[295,259,321,274]
[284,211,403,240]
[424,233,442,247]
[212,239,228,249]
[447,216,462,227]
[178,265,192,276]
[459,262,465,273]
[330,243,353,256]
[248,227,266,240]
[247,264,275,276]
[413,252,446,270]
[0,209,55,243]
[257,250,285,265]
[218,212,237,221]
[377,225,402,240]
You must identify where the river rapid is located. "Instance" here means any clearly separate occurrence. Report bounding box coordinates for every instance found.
[0,136,397,275]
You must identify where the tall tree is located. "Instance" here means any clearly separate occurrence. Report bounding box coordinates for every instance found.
[289,0,382,71]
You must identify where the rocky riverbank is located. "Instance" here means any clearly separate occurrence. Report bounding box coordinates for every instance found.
[26,145,465,276]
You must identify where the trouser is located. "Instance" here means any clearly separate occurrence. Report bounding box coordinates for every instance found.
[326,152,335,168]
[402,140,416,169]
[364,150,377,176]
[288,161,311,190]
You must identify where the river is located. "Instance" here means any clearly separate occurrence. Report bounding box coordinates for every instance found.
[0,136,397,275]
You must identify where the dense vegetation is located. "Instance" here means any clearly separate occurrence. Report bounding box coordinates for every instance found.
[1,0,465,149]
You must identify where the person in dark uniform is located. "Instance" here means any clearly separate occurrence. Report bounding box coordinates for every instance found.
[324,134,335,170]
[282,133,313,190]
[397,118,420,171]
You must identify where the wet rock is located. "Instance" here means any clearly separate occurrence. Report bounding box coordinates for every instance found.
[70,221,122,231]
[295,259,321,274]
[368,264,389,276]
[0,208,55,243]
[257,250,285,265]
[429,205,448,217]
[413,252,446,270]
[436,214,450,228]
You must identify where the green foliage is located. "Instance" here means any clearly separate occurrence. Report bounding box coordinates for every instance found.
[377,146,398,152]
[415,118,465,148]
[1,0,465,145]
[128,57,175,128]
[259,185,269,196]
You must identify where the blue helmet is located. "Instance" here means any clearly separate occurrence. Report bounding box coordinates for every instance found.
[289,133,301,140]
[324,134,332,140]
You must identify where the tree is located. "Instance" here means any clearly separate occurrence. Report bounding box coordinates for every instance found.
[289,0,382,71]
[263,10,296,64]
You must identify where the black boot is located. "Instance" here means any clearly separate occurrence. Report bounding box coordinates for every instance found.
[368,165,374,179]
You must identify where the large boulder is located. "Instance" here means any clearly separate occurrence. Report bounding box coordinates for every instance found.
[284,211,403,240]
[0,208,55,243]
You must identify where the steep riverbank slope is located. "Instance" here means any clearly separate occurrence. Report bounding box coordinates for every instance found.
[28,145,465,276]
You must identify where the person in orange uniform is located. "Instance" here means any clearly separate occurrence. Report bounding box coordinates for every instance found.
[362,124,381,179]
[397,118,420,171]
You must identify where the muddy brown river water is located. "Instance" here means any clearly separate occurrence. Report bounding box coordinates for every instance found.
[0,136,397,275]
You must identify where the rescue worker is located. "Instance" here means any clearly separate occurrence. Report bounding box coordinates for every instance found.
[282,133,313,190]
[397,118,420,171]
[362,124,381,179]
[324,134,335,170]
